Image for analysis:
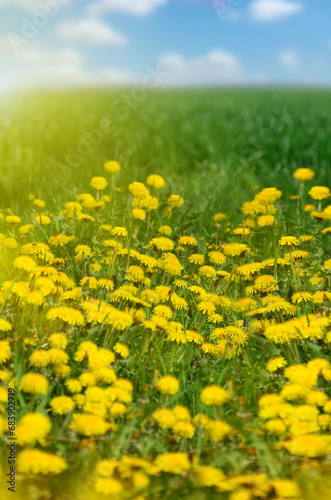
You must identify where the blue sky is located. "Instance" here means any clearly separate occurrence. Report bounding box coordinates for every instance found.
[0,0,331,90]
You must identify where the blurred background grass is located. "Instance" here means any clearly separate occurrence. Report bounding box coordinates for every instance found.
[0,89,330,210]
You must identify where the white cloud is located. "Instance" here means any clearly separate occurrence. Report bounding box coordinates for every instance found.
[88,0,167,17]
[250,0,303,22]
[0,54,140,90]
[57,19,127,45]
[158,50,241,86]
[278,50,300,67]
[0,37,83,63]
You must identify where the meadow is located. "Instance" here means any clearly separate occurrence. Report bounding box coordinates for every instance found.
[0,89,330,500]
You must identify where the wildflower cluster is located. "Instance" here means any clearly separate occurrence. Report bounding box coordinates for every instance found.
[0,165,330,499]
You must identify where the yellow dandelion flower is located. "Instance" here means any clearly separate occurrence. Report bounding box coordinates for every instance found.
[167,194,184,208]
[266,357,287,372]
[153,408,176,429]
[178,235,197,247]
[264,418,287,435]
[2,237,18,249]
[71,413,111,436]
[155,375,179,395]
[17,449,67,475]
[254,187,282,205]
[94,477,123,495]
[155,452,190,474]
[254,275,278,293]
[46,306,84,325]
[200,385,230,406]
[90,176,108,190]
[129,181,150,199]
[293,168,315,182]
[0,319,12,332]
[282,434,331,457]
[19,224,35,235]
[29,350,50,368]
[35,214,51,225]
[6,214,21,224]
[0,340,12,363]
[199,265,217,279]
[194,465,224,487]
[113,343,130,359]
[132,208,146,220]
[279,236,300,247]
[65,379,82,394]
[104,160,121,173]
[16,412,51,446]
[223,243,250,257]
[257,215,276,227]
[207,420,231,442]
[308,186,330,201]
[208,251,226,265]
[158,225,172,235]
[33,198,46,209]
[49,333,68,349]
[172,420,195,439]
[50,396,75,415]
[20,373,49,395]
[147,174,165,189]
[13,255,37,272]
[291,292,312,304]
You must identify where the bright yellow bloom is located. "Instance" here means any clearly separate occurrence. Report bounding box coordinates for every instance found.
[279,236,300,247]
[13,256,37,272]
[155,375,179,395]
[167,194,184,208]
[0,340,11,363]
[16,412,52,446]
[111,226,128,237]
[35,214,51,225]
[46,307,84,325]
[71,413,111,436]
[282,434,331,457]
[254,275,278,293]
[90,176,108,190]
[293,168,315,181]
[155,452,190,474]
[19,373,49,395]
[49,333,68,349]
[132,208,146,220]
[194,465,224,487]
[266,357,287,372]
[113,342,130,359]
[50,396,75,415]
[200,385,230,406]
[94,478,123,495]
[147,174,165,189]
[18,449,67,475]
[104,160,121,173]
[257,215,275,227]
[0,318,12,332]
[223,243,250,257]
[308,186,330,200]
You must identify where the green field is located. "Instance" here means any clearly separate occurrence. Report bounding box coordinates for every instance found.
[1,89,331,207]
[0,89,331,500]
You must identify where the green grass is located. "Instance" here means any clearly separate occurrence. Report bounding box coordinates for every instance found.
[1,88,330,209]
[0,88,331,500]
